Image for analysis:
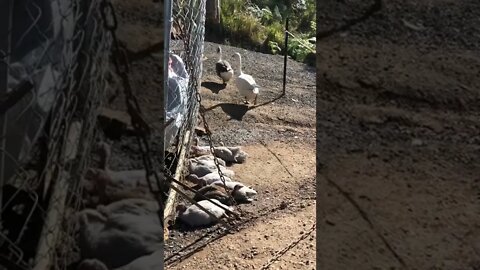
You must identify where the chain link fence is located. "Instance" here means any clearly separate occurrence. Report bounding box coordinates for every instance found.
[165,0,205,185]
[0,0,111,269]
[166,0,206,156]
[1,0,210,267]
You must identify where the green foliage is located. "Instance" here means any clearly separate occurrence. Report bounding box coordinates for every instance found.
[246,5,275,25]
[310,20,316,33]
[220,0,266,47]
[219,0,316,63]
[287,35,315,62]
[272,5,282,21]
[268,41,282,54]
[265,21,285,54]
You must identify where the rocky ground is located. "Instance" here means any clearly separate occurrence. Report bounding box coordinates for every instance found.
[163,42,317,269]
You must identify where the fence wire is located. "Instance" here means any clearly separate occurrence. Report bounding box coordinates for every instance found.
[163,0,242,233]
[165,0,205,173]
[0,0,111,269]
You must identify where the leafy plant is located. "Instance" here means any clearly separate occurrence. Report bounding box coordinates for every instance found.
[310,20,316,33]
[246,5,274,24]
[218,0,316,64]
[272,5,282,21]
[268,41,282,54]
[287,35,315,62]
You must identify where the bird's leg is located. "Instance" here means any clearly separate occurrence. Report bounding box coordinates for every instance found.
[253,94,258,105]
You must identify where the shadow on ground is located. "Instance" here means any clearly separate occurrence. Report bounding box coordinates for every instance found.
[205,93,285,121]
[201,81,226,94]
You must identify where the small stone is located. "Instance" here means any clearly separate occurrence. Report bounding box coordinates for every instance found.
[411,138,423,146]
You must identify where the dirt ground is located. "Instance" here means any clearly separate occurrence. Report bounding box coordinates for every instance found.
[103,0,317,269]
[317,1,480,269]
[89,0,480,269]
[163,43,317,269]
[100,0,165,172]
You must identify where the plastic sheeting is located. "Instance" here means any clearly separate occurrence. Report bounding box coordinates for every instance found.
[165,53,189,149]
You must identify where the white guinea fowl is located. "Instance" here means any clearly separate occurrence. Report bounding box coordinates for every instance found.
[191,145,248,164]
[176,199,233,227]
[187,157,235,178]
[77,204,163,269]
[215,46,234,85]
[194,154,227,167]
[233,52,260,105]
[83,142,162,206]
[187,172,233,186]
[211,180,258,203]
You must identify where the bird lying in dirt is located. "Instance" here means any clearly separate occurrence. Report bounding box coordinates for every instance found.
[77,199,163,269]
[77,248,163,270]
[176,199,234,228]
[190,138,248,164]
[82,142,162,206]
[193,184,241,206]
[193,154,227,166]
[186,172,233,186]
[211,180,258,203]
[187,157,235,178]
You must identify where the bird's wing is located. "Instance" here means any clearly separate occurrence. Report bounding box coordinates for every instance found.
[216,60,232,71]
[238,74,259,90]
[241,74,258,87]
[215,62,229,74]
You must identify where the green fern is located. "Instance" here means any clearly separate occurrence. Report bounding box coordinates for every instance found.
[219,0,316,64]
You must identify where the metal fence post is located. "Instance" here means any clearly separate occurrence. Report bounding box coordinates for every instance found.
[282,17,289,96]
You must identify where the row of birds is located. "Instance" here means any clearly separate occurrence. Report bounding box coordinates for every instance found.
[174,138,258,228]
[73,45,258,270]
[77,142,164,270]
[74,141,257,269]
[215,46,261,105]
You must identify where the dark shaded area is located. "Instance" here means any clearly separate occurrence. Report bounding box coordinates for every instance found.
[168,218,218,233]
[216,103,249,121]
[205,93,285,121]
[201,81,226,94]
[0,185,45,269]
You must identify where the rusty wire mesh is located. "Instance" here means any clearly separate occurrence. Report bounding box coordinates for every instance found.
[0,0,111,269]
[165,0,206,175]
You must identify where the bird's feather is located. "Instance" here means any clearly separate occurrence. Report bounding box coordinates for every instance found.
[215,61,232,75]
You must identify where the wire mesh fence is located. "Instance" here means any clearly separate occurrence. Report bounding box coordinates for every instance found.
[0,0,111,269]
[165,0,205,175]
[1,0,208,267]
